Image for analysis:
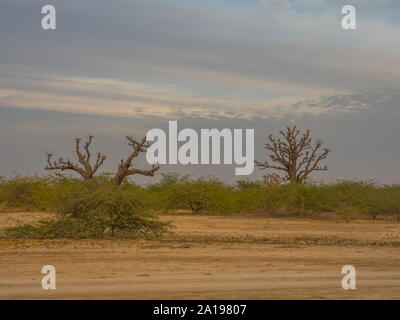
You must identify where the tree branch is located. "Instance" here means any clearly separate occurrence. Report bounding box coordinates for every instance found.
[45,136,106,179]
[114,136,160,186]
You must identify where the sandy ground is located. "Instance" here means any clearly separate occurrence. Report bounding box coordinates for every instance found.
[0,211,400,299]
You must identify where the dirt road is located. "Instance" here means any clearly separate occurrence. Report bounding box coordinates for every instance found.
[0,213,399,299]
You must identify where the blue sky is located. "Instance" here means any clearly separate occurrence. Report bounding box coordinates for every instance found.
[0,0,399,183]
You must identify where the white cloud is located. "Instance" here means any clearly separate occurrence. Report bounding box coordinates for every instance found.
[1,74,392,121]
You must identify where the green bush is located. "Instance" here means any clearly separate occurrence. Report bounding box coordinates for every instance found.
[157,175,233,214]
[180,178,233,214]
[356,183,396,220]
[2,174,400,222]
[146,174,234,214]
[4,187,171,239]
[0,176,50,210]
[233,180,269,213]
[386,185,400,221]
[146,173,190,212]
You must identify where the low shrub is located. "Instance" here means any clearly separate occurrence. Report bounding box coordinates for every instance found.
[4,187,171,239]
[2,174,400,222]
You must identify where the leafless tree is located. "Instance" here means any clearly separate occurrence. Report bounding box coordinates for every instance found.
[255,126,331,184]
[45,136,106,179]
[113,136,160,186]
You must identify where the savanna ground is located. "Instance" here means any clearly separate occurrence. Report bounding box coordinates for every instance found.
[1,210,399,299]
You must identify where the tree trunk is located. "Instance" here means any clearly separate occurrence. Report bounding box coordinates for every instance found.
[114,174,123,186]
[289,164,297,183]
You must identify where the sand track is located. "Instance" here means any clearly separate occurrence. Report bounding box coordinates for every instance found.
[0,212,399,299]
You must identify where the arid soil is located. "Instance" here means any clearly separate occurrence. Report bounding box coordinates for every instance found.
[0,211,399,299]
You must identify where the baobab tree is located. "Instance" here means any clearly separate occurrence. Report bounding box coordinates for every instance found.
[45,135,160,185]
[45,135,106,179]
[255,126,331,184]
[113,136,160,186]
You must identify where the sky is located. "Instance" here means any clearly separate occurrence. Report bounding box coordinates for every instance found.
[0,0,399,184]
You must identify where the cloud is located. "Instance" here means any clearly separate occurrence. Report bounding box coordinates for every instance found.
[1,1,399,122]
[1,74,397,122]
[0,75,306,119]
[1,0,400,100]
[1,0,400,182]
[260,0,294,12]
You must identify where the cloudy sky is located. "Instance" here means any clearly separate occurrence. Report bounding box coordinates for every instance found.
[0,0,399,183]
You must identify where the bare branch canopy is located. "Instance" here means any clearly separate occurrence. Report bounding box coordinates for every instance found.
[113,136,160,186]
[45,135,106,179]
[255,126,331,184]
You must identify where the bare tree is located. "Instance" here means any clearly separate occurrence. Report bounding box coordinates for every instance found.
[45,136,106,179]
[255,126,331,184]
[113,136,160,186]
